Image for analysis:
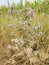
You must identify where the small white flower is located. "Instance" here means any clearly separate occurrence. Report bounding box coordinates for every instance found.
[8,10,11,14]
[37,22,42,29]
[33,51,39,56]
[7,45,12,49]
[21,21,28,25]
[28,11,34,17]
[39,31,44,35]
[14,24,17,28]
[8,24,12,28]
[21,21,29,30]
[34,22,42,30]
[23,24,28,30]
[26,8,34,17]
[11,38,19,44]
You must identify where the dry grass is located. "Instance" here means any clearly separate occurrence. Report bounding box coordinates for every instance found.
[0,10,49,65]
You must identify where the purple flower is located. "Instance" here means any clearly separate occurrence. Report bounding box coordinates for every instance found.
[26,8,34,17]
[14,24,17,28]
[21,21,29,30]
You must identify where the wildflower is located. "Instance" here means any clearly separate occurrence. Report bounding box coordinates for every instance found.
[39,31,44,35]
[26,48,32,57]
[33,51,39,56]
[14,24,17,28]
[7,45,12,49]
[11,38,19,44]
[23,24,28,30]
[8,23,12,28]
[8,10,11,14]
[21,21,28,25]
[34,22,42,30]
[10,5,14,14]
[28,10,34,17]
[26,8,34,17]
[37,22,42,29]
[10,5,14,10]
[21,21,29,30]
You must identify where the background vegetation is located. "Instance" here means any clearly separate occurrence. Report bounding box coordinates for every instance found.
[0,0,49,65]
